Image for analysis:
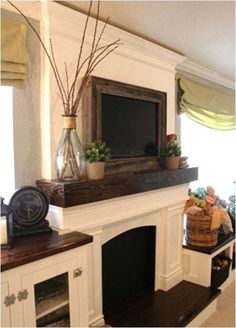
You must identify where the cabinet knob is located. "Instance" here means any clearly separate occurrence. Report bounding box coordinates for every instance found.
[73,267,83,278]
[17,289,28,301]
[4,294,16,307]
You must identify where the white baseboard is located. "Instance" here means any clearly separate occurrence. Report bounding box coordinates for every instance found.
[89,314,105,327]
[158,269,183,291]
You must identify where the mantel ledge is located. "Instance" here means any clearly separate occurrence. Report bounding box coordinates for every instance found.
[37,167,198,208]
[48,184,189,232]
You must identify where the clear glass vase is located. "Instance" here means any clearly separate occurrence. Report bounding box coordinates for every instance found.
[55,115,85,180]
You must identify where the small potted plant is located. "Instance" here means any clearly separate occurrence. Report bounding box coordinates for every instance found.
[163,134,182,169]
[85,140,111,179]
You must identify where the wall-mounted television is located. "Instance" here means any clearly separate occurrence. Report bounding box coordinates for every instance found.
[83,77,167,174]
[102,94,157,158]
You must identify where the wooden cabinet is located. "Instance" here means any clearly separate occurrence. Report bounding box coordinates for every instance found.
[1,231,92,327]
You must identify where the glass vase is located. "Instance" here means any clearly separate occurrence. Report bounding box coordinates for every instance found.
[55,115,85,180]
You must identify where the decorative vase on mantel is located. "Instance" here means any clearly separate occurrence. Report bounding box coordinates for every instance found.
[55,115,85,180]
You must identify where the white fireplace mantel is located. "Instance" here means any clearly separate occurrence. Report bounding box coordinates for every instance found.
[48,184,189,232]
[47,183,190,326]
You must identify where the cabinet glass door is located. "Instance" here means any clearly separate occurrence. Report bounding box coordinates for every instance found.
[22,258,80,327]
[35,272,70,327]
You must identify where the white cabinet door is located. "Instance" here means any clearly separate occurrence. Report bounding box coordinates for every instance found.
[1,282,12,328]
[21,257,80,327]
[1,273,25,327]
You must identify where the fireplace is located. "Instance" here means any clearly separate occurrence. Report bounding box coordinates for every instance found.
[37,164,198,327]
[42,181,195,326]
[102,226,156,317]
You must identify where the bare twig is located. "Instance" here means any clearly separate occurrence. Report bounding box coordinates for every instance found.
[69,15,111,105]
[71,0,93,105]
[7,0,121,116]
[89,45,120,74]
[69,39,120,107]
[49,39,67,109]
[7,0,67,107]
[90,40,121,71]
[64,62,70,107]
[86,0,100,69]
[73,40,120,110]
[94,16,110,53]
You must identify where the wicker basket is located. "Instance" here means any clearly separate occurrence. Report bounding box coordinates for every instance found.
[186,214,218,247]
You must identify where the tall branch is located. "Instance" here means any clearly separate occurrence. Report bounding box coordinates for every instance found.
[64,62,70,113]
[68,40,121,100]
[7,0,66,107]
[68,15,116,105]
[70,0,93,104]
[49,39,67,105]
[86,0,100,69]
[94,16,110,53]
[72,40,120,114]
[7,0,121,116]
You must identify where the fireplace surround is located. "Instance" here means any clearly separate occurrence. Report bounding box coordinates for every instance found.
[38,168,198,326]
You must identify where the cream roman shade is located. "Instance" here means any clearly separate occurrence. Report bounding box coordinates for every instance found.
[176,74,235,130]
[1,18,28,87]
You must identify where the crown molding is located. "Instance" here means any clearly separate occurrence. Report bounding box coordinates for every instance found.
[46,1,187,69]
[2,1,186,70]
[3,1,232,89]
[177,60,235,90]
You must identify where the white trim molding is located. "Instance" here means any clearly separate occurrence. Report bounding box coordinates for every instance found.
[177,60,235,90]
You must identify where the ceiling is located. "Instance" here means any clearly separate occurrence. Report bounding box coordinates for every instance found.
[56,1,235,82]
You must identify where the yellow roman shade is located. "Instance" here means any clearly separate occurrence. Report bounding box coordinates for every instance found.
[176,74,235,130]
[1,18,28,87]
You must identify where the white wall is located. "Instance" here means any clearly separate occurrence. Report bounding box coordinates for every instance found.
[1,1,234,185]
[44,2,185,179]
[2,1,185,183]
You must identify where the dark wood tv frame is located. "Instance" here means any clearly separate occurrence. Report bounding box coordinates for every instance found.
[82,76,167,174]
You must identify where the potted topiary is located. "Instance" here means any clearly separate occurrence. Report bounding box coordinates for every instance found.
[85,140,111,179]
[163,134,182,169]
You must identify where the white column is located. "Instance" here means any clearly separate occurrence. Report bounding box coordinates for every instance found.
[85,228,105,327]
[157,203,185,291]
[40,0,53,179]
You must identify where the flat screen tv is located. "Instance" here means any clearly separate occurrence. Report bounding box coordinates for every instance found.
[83,77,167,174]
[102,94,157,158]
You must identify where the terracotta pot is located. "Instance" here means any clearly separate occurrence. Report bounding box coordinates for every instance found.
[166,156,180,169]
[86,162,105,180]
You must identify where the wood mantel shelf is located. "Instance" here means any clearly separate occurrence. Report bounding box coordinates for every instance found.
[36,167,198,208]
[1,230,93,272]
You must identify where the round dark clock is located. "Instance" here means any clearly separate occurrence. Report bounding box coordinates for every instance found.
[9,186,51,236]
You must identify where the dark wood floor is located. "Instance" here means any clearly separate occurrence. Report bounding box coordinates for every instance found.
[104,281,220,327]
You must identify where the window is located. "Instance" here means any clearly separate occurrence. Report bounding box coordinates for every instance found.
[0,86,15,201]
[181,113,236,200]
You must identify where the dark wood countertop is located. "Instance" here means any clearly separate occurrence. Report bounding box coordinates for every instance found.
[1,230,93,272]
[37,167,198,208]
[183,232,235,255]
